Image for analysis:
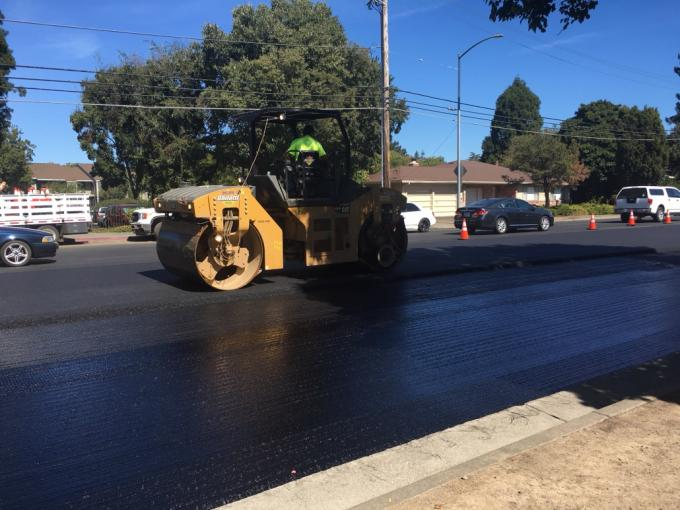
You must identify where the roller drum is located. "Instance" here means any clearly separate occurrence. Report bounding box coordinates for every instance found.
[156,219,264,290]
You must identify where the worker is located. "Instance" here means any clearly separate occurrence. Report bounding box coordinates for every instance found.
[287,125,326,161]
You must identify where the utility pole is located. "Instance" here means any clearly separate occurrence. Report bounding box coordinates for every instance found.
[380,0,391,189]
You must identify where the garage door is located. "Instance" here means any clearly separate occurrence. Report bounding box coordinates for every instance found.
[405,193,457,218]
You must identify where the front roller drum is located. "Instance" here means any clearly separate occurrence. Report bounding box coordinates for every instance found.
[156,220,264,290]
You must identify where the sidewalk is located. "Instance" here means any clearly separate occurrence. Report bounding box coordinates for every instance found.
[391,391,680,509]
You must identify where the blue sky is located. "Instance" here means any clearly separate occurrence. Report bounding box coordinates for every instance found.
[2,0,679,164]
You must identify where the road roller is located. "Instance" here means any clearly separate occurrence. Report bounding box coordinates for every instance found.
[154,108,407,290]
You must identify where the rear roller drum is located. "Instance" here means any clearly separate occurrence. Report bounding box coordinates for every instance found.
[156,220,264,290]
[360,217,408,271]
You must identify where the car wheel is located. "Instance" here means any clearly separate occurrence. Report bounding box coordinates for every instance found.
[1,240,32,267]
[654,206,664,222]
[37,224,60,242]
[538,216,551,231]
[152,221,163,239]
[494,216,508,234]
[417,218,430,232]
[620,213,629,223]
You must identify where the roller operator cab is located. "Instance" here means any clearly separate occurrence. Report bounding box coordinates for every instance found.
[154,108,407,290]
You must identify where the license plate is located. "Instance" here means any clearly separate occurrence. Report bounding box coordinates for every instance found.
[463,212,471,218]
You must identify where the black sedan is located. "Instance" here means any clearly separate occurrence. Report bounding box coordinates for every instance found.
[0,226,59,267]
[454,198,554,234]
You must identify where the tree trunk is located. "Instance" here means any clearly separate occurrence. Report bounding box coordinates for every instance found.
[543,178,551,208]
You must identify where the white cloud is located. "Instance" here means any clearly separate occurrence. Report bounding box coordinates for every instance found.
[41,33,101,60]
[525,32,599,51]
[391,1,454,20]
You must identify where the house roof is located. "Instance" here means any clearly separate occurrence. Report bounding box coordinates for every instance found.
[367,160,533,185]
[30,163,100,182]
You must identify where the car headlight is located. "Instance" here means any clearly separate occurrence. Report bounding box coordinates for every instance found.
[41,235,55,243]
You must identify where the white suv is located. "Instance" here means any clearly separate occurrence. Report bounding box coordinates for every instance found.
[130,207,165,238]
[614,186,680,222]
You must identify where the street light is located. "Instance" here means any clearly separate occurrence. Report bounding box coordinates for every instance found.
[456,34,503,211]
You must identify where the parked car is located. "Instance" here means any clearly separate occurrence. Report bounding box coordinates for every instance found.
[402,203,437,232]
[101,204,139,227]
[94,206,108,226]
[130,207,165,238]
[614,186,680,222]
[0,226,59,267]
[454,198,554,234]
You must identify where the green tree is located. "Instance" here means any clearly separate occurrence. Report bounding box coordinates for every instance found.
[73,0,409,195]
[0,11,21,146]
[503,133,586,207]
[561,100,668,200]
[419,156,445,166]
[72,46,211,198]
[484,0,598,32]
[667,54,680,178]
[481,77,542,163]
[203,0,408,178]
[0,126,34,188]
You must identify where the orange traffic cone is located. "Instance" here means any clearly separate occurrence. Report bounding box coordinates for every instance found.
[664,210,672,224]
[459,218,470,240]
[587,213,597,231]
[627,209,636,226]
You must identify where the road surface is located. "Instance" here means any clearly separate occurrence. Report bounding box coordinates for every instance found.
[1,220,680,509]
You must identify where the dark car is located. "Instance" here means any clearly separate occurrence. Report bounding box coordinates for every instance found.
[0,226,59,267]
[101,204,138,227]
[454,198,554,234]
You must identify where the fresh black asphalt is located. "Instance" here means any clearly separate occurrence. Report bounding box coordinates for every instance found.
[1,220,680,509]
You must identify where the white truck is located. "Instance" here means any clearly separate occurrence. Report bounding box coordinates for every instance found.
[130,207,165,238]
[0,193,91,241]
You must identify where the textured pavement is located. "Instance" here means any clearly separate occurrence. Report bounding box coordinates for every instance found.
[2,224,680,509]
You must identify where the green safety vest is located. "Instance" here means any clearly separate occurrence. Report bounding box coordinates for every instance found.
[287,135,326,158]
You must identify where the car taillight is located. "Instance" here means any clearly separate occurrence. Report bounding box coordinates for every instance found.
[142,213,148,219]
[647,198,653,205]
[455,209,461,216]
[473,208,487,217]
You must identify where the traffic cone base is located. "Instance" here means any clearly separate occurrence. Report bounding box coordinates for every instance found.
[664,210,672,224]
[628,209,636,226]
[459,218,470,240]
[587,213,597,231]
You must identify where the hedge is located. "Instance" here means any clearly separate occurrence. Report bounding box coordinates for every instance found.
[550,202,614,216]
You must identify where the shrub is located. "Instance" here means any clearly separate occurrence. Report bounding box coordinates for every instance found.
[551,202,614,216]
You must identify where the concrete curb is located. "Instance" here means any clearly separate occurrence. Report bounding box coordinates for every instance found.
[352,398,650,510]
[432,214,620,230]
[61,234,151,246]
[222,355,680,510]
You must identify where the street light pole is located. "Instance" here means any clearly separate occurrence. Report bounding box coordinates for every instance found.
[456,34,503,211]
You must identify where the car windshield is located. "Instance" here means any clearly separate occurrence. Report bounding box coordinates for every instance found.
[617,188,647,199]
[468,199,501,208]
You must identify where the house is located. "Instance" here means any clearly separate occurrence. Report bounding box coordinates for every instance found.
[30,163,102,198]
[368,160,568,217]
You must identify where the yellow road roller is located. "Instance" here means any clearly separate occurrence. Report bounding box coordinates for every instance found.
[154,108,407,290]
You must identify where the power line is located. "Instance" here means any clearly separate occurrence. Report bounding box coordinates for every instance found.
[5,98,385,112]
[3,63,382,89]
[2,18,375,51]
[11,83,382,102]
[398,91,674,136]
[460,116,679,142]
[447,8,675,90]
